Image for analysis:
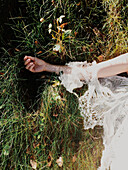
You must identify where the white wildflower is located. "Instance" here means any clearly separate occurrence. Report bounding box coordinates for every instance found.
[64,29,72,34]
[53,92,61,100]
[57,26,61,30]
[3,150,9,156]
[57,26,65,32]
[57,15,65,23]
[55,95,61,100]
[48,23,52,34]
[48,29,52,34]
[40,18,44,22]
[53,44,61,52]
[49,23,52,29]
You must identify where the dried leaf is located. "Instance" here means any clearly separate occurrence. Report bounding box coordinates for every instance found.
[52,34,56,39]
[47,161,52,167]
[3,89,6,93]
[98,55,104,62]
[35,40,38,45]
[74,31,78,37]
[30,160,37,170]
[53,113,58,117]
[56,156,63,167]
[15,48,21,52]
[72,155,77,163]
[36,51,42,54]
[79,141,84,145]
[60,22,68,28]
[82,46,86,52]
[33,142,40,148]
[89,48,93,52]
[76,2,81,6]
[26,146,30,154]
[47,151,53,167]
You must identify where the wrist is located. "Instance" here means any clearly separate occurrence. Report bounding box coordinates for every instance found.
[45,63,60,74]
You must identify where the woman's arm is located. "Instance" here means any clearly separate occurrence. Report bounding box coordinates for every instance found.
[96,53,128,78]
[24,53,128,79]
[24,56,72,74]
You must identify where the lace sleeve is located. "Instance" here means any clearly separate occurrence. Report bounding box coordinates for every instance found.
[59,61,97,93]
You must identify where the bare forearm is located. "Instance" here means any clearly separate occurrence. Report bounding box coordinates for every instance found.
[44,53,128,79]
[45,63,72,74]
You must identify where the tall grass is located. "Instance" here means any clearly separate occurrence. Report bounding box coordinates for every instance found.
[102,0,128,57]
[0,0,127,169]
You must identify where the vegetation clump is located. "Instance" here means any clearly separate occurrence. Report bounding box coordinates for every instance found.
[0,0,127,169]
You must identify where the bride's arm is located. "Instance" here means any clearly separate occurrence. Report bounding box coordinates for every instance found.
[24,53,128,79]
[90,53,128,78]
[45,53,128,79]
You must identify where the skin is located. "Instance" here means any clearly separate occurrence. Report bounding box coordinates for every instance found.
[24,53,128,79]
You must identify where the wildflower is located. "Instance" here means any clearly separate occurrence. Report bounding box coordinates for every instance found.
[57,26,65,32]
[55,95,61,100]
[57,15,65,23]
[49,23,52,29]
[52,92,61,100]
[48,23,52,34]
[40,18,44,22]
[49,29,52,34]
[3,150,9,156]
[53,44,61,52]
[64,30,72,34]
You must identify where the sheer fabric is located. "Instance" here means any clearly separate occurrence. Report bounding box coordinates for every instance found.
[59,61,128,170]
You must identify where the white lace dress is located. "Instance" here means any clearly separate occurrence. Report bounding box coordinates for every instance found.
[59,60,128,170]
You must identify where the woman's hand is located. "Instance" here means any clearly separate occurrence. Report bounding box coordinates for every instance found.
[24,56,46,73]
[24,55,72,75]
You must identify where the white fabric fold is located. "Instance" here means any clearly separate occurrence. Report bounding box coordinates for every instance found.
[59,61,128,170]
